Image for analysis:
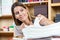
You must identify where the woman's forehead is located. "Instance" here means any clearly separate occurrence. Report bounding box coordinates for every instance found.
[14,6,24,9]
[14,6,25,12]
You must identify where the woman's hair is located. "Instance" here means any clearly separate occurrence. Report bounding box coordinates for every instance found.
[11,2,35,26]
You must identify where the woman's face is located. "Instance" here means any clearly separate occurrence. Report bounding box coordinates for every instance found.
[14,6,28,22]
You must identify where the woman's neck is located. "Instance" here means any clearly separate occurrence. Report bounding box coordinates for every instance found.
[23,19,32,25]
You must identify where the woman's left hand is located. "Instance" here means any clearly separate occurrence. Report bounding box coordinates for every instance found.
[37,14,54,26]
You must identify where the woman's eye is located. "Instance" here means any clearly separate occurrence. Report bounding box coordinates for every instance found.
[20,9,23,12]
[15,12,19,15]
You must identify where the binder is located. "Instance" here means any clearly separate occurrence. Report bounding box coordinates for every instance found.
[18,0,22,2]
[33,0,39,2]
[28,0,33,2]
[18,0,26,2]
[34,4,48,18]
[55,14,60,22]
[52,0,60,3]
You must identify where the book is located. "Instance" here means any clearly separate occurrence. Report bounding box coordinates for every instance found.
[34,4,48,18]
[55,14,60,22]
[18,0,22,2]
[18,0,26,2]
[25,0,28,2]
[52,0,60,3]
[22,0,26,2]
[28,0,33,2]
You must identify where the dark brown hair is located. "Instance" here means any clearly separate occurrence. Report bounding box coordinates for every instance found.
[11,2,35,26]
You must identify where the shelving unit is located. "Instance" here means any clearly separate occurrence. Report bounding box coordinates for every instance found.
[51,3,60,7]
[0,15,12,19]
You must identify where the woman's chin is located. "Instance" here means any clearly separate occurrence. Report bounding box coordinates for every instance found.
[19,18,27,22]
[20,19,26,22]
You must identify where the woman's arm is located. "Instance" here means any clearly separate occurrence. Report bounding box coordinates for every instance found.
[37,14,54,26]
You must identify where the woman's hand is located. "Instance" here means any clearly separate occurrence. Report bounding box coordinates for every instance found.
[37,14,54,26]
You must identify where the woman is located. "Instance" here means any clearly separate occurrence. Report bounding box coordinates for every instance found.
[11,2,60,40]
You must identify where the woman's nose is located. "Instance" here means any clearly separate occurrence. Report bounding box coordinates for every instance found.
[19,11,22,16]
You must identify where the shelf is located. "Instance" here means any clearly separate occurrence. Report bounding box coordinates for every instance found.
[0,31,13,33]
[0,15,12,19]
[51,3,60,7]
[22,1,48,4]
[0,31,13,37]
